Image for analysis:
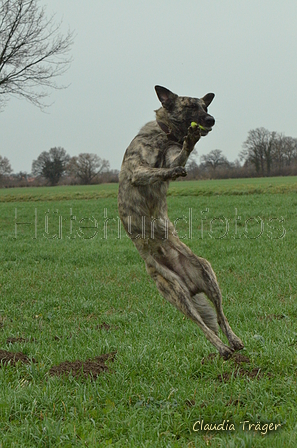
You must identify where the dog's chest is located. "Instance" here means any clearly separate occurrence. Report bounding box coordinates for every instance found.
[141,144,166,168]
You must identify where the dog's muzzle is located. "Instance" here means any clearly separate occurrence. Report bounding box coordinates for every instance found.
[200,115,215,136]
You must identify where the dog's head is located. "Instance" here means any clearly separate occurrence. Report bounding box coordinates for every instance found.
[155,85,215,139]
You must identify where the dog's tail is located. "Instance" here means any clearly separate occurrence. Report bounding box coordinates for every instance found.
[192,293,219,335]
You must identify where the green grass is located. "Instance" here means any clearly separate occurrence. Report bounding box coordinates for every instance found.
[0,176,296,202]
[0,178,296,447]
[0,183,119,202]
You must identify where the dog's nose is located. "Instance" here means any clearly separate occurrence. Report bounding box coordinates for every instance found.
[205,115,215,127]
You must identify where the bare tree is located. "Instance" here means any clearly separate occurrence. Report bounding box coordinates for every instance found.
[0,0,73,110]
[184,148,199,178]
[32,147,70,185]
[240,128,276,176]
[200,149,229,171]
[272,134,297,169]
[283,137,297,166]
[0,154,12,184]
[68,153,110,184]
[272,133,287,173]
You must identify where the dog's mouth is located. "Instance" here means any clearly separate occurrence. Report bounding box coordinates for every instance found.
[198,124,213,136]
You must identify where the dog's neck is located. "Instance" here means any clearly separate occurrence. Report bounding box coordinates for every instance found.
[155,107,184,144]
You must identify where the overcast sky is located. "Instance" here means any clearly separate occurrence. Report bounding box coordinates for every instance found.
[1,0,297,174]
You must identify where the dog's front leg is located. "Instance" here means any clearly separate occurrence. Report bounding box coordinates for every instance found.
[131,165,187,186]
[167,124,201,168]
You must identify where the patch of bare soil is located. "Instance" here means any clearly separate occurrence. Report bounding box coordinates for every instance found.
[218,367,264,382]
[201,352,251,365]
[49,351,117,379]
[96,322,119,331]
[201,351,271,382]
[6,337,31,344]
[0,349,36,366]
[218,354,273,381]
[97,322,111,331]
[258,314,287,321]
[218,351,273,381]
[232,353,251,364]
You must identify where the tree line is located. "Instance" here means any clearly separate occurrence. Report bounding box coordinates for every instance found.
[1,127,297,187]
[185,127,297,180]
[0,149,118,187]
[240,128,297,176]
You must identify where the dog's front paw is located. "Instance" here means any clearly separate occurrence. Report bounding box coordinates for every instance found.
[185,123,201,147]
[170,166,187,180]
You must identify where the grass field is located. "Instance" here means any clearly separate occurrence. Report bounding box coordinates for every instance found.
[1,176,297,202]
[0,177,296,447]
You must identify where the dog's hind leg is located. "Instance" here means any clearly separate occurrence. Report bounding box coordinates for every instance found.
[196,258,244,352]
[145,260,234,359]
[175,244,244,352]
[155,240,244,352]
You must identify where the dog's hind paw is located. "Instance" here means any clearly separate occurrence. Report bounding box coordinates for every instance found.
[219,346,234,360]
[230,338,244,352]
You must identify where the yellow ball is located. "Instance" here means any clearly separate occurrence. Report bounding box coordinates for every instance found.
[190,121,198,128]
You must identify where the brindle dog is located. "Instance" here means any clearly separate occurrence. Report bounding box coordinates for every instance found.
[118,86,244,359]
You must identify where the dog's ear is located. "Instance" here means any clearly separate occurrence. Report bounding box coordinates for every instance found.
[202,93,215,107]
[155,86,177,110]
